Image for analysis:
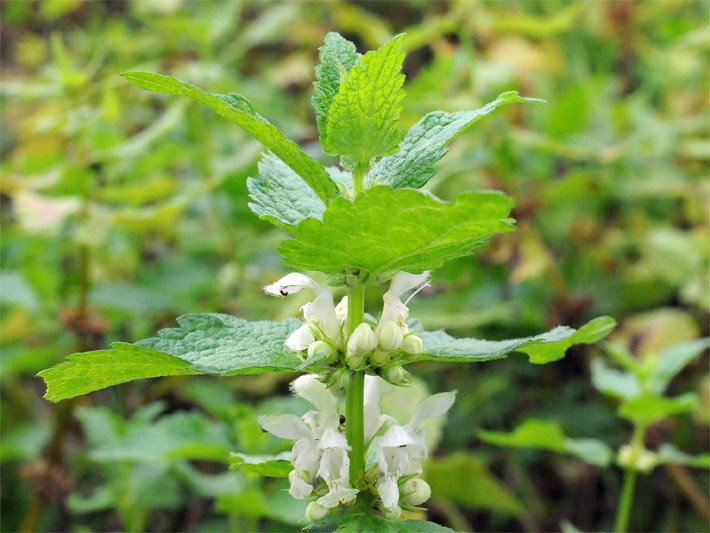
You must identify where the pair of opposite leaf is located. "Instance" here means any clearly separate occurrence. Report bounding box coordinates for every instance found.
[39,32,614,406]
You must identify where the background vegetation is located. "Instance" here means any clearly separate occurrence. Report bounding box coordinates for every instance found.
[1,1,708,531]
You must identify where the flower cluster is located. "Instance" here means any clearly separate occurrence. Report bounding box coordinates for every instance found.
[264,271,430,385]
[259,373,455,521]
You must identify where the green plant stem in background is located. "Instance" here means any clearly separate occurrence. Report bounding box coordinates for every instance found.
[346,283,366,486]
[615,424,645,533]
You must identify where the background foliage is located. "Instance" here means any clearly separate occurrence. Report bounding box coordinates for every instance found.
[1,1,708,531]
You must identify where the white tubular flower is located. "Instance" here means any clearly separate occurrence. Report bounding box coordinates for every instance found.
[334,296,348,323]
[257,375,342,500]
[264,273,342,346]
[316,427,358,508]
[363,375,393,442]
[378,271,430,336]
[374,390,456,512]
[376,321,404,351]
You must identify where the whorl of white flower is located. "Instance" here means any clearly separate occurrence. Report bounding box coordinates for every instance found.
[378,271,430,336]
[257,375,354,502]
[363,375,394,441]
[374,390,456,512]
[264,273,342,347]
[316,427,358,508]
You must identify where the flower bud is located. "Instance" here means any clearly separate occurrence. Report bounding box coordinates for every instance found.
[334,296,348,323]
[347,323,378,357]
[401,334,423,354]
[331,368,350,390]
[376,321,404,351]
[384,364,409,385]
[371,349,390,366]
[305,501,328,522]
[307,340,335,363]
[400,478,431,506]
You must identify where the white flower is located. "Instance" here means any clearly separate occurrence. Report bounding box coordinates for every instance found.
[378,271,430,336]
[363,375,393,442]
[316,427,358,508]
[346,323,378,357]
[265,273,343,347]
[258,374,347,500]
[374,390,456,512]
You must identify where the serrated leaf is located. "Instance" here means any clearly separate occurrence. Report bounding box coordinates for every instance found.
[656,444,710,468]
[618,392,698,425]
[368,91,544,189]
[590,358,641,400]
[412,316,615,365]
[229,452,292,477]
[279,186,514,276]
[424,453,522,515]
[247,152,325,228]
[648,337,709,394]
[479,419,612,467]
[39,315,304,402]
[121,72,338,203]
[314,513,453,532]
[323,34,406,167]
[313,32,361,146]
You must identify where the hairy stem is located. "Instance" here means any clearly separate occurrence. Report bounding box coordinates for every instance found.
[615,424,645,533]
[346,283,366,486]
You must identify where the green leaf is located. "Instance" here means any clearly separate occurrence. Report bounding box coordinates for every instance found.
[590,358,641,400]
[323,34,406,167]
[121,71,338,203]
[229,452,292,477]
[656,444,710,468]
[39,315,304,402]
[479,419,613,467]
[368,91,544,189]
[315,513,453,532]
[424,453,522,515]
[313,32,361,147]
[247,152,325,228]
[618,392,698,425]
[413,316,616,365]
[278,186,514,277]
[648,337,709,394]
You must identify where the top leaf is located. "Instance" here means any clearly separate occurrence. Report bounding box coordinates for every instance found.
[122,72,339,203]
[278,185,514,277]
[367,91,545,189]
[322,34,406,168]
[312,32,361,148]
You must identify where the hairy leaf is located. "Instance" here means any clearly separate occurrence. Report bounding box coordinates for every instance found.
[122,72,338,203]
[479,419,612,467]
[315,513,453,532]
[323,34,406,167]
[278,186,515,276]
[368,91,544,189]
[412,316,616,365]
[313,32,361,146]
[39,315,304,402]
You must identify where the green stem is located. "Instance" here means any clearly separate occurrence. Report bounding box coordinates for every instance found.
[346,283,366,486]
[353,166,366,196]
[615,424,645,533]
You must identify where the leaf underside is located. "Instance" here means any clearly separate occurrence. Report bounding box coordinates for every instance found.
[414,316,616,365]
[278,185,515,277]
[121,71,338,203]
[38,315,304,402]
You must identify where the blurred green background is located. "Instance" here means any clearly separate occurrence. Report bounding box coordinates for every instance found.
[1,1,708,531]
